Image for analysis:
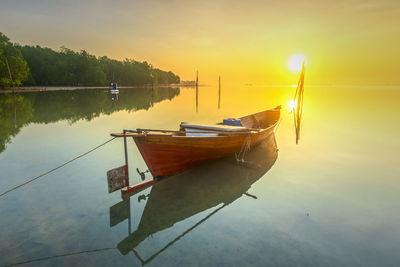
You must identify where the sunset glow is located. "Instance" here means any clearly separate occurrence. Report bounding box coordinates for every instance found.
[0,1,399,85]
[288,55,305,73]
[288,99,297,112]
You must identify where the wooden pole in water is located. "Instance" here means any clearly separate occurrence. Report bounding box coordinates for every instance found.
[123,129,129,187]
[218,76,221,109]
[293,61,305,144]
[196,71,198,112]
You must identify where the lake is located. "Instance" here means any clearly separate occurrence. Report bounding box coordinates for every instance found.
[0,85,399,266]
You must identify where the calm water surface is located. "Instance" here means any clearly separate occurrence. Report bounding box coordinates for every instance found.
[0,85,399,266]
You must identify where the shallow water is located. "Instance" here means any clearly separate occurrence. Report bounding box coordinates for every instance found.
[0,85,399,266]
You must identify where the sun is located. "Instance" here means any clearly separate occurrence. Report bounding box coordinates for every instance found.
[288,99,297,112]
[288,54,305,72]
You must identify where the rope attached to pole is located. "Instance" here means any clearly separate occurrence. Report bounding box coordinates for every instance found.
[0,137,117,198]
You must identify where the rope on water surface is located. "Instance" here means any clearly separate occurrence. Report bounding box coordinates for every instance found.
[0,137,117,198]
[2,247,116,267]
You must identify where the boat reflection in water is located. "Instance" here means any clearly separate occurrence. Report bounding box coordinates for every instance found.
[109,132,278,264]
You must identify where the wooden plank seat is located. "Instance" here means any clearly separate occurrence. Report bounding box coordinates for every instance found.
[180,123,249,132]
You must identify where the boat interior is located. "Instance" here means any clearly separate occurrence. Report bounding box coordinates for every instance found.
[112,106,280,138]
[178,107,281,137]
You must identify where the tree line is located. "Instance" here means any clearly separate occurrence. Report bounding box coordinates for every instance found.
[0,32,180,88]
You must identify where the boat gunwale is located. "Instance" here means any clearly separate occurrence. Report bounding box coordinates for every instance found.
[132,106,281,140]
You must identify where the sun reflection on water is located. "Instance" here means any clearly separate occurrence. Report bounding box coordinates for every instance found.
[288,99,297,113]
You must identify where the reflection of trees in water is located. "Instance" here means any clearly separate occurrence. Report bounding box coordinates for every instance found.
[28,87,180,124]
[0,87,180,152]
[0,94,33,152]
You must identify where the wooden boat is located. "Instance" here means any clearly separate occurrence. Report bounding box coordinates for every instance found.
[111,134,278,262]
[111,106,281,178]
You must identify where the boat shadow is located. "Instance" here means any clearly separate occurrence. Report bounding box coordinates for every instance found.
[109,133,279,264]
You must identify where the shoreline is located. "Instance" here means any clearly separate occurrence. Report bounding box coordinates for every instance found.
[0,84,197,93]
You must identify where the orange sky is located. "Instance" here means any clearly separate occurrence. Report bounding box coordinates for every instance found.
[0,0,399,85]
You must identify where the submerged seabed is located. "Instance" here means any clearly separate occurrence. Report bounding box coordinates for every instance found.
[0,85,399,266]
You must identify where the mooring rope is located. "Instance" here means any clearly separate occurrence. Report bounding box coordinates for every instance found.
[2,247,116,267]
[274,118,282,134]
[0,137,117,198]
[235,132,251,162]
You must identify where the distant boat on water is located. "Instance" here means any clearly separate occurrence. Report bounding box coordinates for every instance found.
[110,82,119,100]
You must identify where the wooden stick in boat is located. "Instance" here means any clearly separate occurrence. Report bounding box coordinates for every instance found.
[111,125,265,138]
[136,127,261,133]
[111,132,146,137]
[111,129,259,138]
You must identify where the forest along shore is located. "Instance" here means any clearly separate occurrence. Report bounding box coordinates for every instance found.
[1,32,180,89]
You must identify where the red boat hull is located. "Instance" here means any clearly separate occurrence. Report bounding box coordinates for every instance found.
[134,127,275,177]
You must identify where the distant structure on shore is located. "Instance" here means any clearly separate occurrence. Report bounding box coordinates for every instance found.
[180,80,196,86]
